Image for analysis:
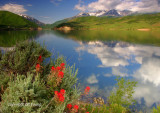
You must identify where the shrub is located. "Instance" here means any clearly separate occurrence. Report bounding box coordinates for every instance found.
[107,77,137,113]
[1,73,48,113]
[152,105,160,113]
[0,41,80,113]
[0,41,51,75]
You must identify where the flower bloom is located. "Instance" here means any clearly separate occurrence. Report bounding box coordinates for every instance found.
[38,55,42,62]
[56,66,61,71]
[84,86,90,95]
[54,89,65,102]
[36,64,40,72]
[74,105,79,110]
[86,112,89,113]
[51,66,55,72]
[73,105,79,112]
[61,63,65,67]
[58,71,64,78]
[67,104,72,110]
[60,89,65,95]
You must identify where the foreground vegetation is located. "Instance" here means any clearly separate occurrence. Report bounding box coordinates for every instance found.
[0,11,38,30]
[55,13,160,30]
[0,41,160,113]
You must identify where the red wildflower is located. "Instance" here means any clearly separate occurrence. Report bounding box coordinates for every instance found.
[61,63,65,67]
[36,64,40,72]
[58,71,64,78]
[56,66,61,71]
[38,55,42,62]
[86,112,89,113]
[59,94,65,102]
[54,89,65,102]
[54,91,58,96]
[74,105,79,110]
[51,66,55,72]
[67,104,72,110]
[60,89,65,95]
[84,86,90,95]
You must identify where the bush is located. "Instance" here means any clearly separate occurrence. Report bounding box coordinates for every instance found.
[107,77,137,113]
[1,73,48,113]
[0,41,51,75]
[0,41,80,113]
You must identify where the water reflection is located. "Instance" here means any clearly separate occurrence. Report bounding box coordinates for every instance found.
[75,40,160,107]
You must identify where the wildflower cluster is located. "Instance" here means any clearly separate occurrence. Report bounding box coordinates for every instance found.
[35,56,43,73]
[84,86,90,95]
[67,104,79,113]
[48,63,65,88]
[54,89,65,103]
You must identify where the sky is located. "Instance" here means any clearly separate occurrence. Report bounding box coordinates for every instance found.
[0,0,160,24]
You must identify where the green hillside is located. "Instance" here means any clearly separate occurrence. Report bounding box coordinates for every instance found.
[42,19,68,29]
[0,11,38,30]
[55,13,160,30]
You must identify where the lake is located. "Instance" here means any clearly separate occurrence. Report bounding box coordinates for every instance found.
[1,30,160,112]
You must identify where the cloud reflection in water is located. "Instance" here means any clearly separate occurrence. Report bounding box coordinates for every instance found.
[76,41,160,107]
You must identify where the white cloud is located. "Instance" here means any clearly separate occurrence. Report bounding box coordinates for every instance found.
[74,0,86,12]
[87,74,98,84]
[50,0,63,5]
[0,3,27,14]
[74,0,160,13]
[134,57,160,86]
[134,82,160,107]
[112,66,128,77]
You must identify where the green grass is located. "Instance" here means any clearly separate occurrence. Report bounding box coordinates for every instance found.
[0,11,38,30]
[55,13,160,30]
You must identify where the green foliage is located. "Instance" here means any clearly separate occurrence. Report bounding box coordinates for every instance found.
[77,77,137,113]
[108,77,137,113]
[1,73,48,113]
[0,11,38,30]
[0,41,51,75]
[152,105,160,113]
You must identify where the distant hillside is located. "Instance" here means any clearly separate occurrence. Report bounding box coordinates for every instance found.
[54,13,160,30]
[42,19,68,29]
[0,11,38,30]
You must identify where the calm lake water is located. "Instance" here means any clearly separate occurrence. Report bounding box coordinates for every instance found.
[1,30,160,112]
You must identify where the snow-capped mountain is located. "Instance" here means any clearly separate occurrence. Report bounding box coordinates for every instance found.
[75,9,133,17]
[19,14,45,26]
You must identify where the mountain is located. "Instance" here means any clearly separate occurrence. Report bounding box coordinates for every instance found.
[75,9,133,17]
[19,14,45,26]
[54,13,160,30]
[0,11,38,30]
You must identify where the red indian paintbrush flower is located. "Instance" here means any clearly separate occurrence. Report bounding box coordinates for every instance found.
[54,89,65,102]
[58,71,64,78]
[38,55,43,62]
[60,89,65,95]
[84,86,90,95]
[51,66,55,72]
[61,63,65,67]
[74,105,79,110]
[36,64,40,72]
[67,104,72,110]
[56,66,61,71]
